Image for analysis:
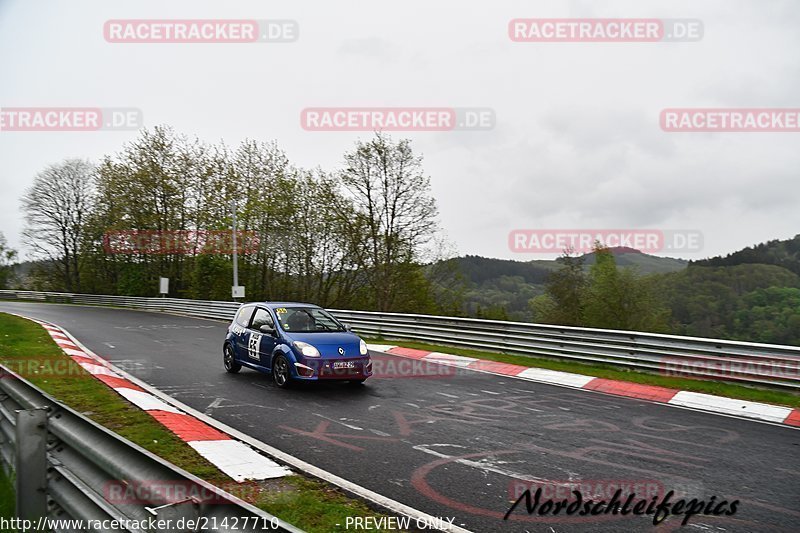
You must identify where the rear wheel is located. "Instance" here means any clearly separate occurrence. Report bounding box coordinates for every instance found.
[272,354,292,388]
[347,379,366,386]
[224,344,241,373]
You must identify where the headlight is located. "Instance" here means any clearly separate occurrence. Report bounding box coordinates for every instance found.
[293,341,320,358]
[360,339,368,356]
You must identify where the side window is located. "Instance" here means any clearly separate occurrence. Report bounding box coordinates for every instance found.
[250,308,274,330]
[235,306,254,327]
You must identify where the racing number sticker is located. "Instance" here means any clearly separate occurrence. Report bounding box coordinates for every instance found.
[248,332,262,360]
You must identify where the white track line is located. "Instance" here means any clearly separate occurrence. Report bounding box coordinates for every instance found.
[54,324,473,533]
[367,345,800,429]
[668,391,793,424]
[15,313,292,482]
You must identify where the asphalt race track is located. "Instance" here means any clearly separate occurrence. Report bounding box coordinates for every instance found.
[1,302,798,532]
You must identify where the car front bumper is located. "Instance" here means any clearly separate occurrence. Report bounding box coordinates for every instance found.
[293,358,372,380]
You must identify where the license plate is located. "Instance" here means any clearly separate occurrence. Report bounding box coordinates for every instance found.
[332,361,355,369]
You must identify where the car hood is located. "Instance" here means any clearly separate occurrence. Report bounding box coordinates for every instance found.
[284,331,363,359]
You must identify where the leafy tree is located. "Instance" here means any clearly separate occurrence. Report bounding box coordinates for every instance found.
[422,239,467,316]
[529,244,670,331]
[474,304,510,320]
[25,128,441,312]
[86,127,208,296]
[0,233,18,289]
[653,264,800,342]
[582,245,669,331]
[535,250,586,325]
[731,287,800,344]
[188,255,232,301]
[529,294,555,323]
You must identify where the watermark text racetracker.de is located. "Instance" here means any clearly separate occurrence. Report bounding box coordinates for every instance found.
[104,19,298,43]
[660,108,800,132]
[0,358,159,380]
[508,229,703,254]
[316,354,460,380]
[508,478,667,502]
[104,479,260,505]
[662,357,800,381]
[103,230,260,255]
[509,18,703,42]
[0,107,143,132]
[301,107,495,131]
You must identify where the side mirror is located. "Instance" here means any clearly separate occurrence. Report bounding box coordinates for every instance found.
[344,324,352,332]
[260,324,276,336]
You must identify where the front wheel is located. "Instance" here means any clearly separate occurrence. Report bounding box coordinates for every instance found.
[272,354,293,388]
[224,344,241,373]
[347,379,366,386]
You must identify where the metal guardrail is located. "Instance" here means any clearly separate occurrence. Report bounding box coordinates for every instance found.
[1,290,798,390]
[0,365,303,532]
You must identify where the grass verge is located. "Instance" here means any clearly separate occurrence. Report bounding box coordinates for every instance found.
[367,338,800,408]
[0,468,14,532]
[0,313,400,532]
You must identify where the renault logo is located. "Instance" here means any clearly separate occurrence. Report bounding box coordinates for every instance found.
[338,347,345,356]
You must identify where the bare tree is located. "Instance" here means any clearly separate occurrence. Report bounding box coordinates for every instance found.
[21,159,95,291]
[340,133,439,310]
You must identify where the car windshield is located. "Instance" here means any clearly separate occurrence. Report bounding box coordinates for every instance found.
[274,307,345,333]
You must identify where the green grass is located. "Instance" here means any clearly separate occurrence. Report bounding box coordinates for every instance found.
[0,468,14,532]
[0,313,402,532]
[367,338,800,408]
[257,476,396,531]
[0,313,224,481]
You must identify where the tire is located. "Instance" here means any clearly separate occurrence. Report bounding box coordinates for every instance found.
[272,354,293,388]
[223,344,241,373]
[347,379,366,386]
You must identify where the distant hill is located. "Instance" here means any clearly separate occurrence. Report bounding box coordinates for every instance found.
[433,239,799,345]
[580,247,689,275]
[436,250,688,321]
[691,235,800,275]
[652,263,800,344]
[447,255,554,285]
[452,248,687,284]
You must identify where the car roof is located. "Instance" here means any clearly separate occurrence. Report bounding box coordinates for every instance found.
[241,301,322,310]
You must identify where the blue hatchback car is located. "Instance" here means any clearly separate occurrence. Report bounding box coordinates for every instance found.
[223,302,372,387]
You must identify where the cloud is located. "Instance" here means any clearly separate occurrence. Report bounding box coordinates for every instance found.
[1,0,798,262]
[338,37,401,60]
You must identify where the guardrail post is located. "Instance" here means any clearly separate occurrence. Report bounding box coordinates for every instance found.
[15,408,48,521]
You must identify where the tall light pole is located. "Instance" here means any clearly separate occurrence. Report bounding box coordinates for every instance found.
[231,199,240,301]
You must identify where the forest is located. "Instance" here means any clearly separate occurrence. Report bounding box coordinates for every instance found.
[8,127,442,313]
[433,238,800,345]
[1,125,797,346]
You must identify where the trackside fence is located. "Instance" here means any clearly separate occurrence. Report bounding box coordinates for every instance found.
[1,290,798,390]
[0,365,303,532]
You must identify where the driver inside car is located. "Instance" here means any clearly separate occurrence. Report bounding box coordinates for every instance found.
[287,310,315,331]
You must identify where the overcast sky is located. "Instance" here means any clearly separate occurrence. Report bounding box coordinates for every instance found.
[1,0,798,261]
